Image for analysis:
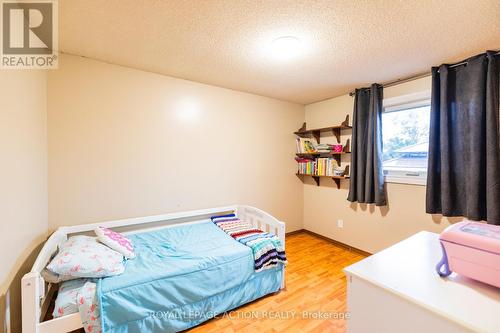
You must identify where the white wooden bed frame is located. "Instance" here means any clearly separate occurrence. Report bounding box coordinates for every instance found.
[21,205,285,333]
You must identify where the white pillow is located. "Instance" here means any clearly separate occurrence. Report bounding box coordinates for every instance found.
[53,279,87,318]
[94,227,135,259]
[47,235,125,278]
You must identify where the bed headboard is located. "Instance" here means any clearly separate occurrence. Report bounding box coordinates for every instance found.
[238,206,286,246]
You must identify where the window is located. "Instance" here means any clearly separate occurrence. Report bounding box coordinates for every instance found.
[382,92,431,185]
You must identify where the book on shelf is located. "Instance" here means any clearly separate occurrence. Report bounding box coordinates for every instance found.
[295,137,318,154]
[295,157,340,176]
[315,143,335,153]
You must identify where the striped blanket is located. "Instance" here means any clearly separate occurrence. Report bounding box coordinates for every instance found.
[211,214,287,272]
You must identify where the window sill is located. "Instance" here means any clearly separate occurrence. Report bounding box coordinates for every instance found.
[384,176,427,186]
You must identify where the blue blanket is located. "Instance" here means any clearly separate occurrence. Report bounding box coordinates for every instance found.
[98,221,283,333]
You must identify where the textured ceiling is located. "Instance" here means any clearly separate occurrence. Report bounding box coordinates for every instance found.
[60,0,500,104]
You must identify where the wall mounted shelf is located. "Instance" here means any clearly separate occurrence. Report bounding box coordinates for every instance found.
[294,114,352,143]
[294,115,352,189]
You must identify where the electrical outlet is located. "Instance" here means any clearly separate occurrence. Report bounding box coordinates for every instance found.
[337,219,344,228]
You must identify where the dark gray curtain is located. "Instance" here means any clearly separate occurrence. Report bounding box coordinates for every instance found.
[347,84,387,206]
[426,51,500,225]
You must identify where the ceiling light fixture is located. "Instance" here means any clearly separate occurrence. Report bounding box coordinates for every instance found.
[270,36,302,60]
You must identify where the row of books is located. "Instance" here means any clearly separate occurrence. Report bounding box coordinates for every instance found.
[296,157,340,176]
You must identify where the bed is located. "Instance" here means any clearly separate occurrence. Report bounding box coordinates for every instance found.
[22,205,286,333]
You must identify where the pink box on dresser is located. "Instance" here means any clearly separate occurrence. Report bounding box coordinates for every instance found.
[436,221,500,288]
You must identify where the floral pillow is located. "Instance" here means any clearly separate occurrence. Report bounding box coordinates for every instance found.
[94,227,135,259]
[53,279,87,318]
[47,235,125,278]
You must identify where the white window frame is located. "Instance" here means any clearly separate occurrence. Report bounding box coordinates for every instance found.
[382,91,431,186]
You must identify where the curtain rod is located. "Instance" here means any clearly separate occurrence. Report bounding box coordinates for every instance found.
[348,72,429,96]
[348,50,500,97]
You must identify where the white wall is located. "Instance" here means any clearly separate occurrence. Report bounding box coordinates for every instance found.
[47,54,304,232]
[0,70,48,333]
[303,77,459,254]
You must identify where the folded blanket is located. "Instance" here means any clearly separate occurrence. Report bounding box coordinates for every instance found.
[211,214,287,272]
[78,281,101,333]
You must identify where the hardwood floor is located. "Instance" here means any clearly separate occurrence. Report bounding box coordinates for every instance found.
[188,231,367,333]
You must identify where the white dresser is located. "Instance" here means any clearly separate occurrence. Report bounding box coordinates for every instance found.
[344,231,500,333]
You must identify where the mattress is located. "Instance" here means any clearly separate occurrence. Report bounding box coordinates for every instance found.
[98,221,283,333]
